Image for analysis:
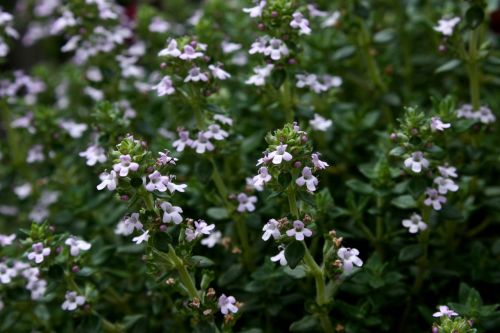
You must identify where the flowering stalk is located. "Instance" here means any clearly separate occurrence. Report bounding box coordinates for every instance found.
[166,244,199,300]
[358,25,387,93]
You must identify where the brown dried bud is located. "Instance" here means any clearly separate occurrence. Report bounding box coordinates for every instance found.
[335,323,345,332]
[224,314,234,324]
[190,298,201,308]
[203,309,213,316]
[206,288,216,298]
[232,246,242,254]
[166,278,175,285]
[335,237,343,248]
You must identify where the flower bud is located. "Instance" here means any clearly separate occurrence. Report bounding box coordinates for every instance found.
[411,128,418,136]
[271,11,278,17]
[294,161,302,168]
[159,225,167,232]
[120,195,129,201]
[390,133,398,141]
[160,62,166,69]
[72,265,80,273]
[257,23,265,30]
[288,58,297,65]
[438,44,447,53]
[432,326,439,333]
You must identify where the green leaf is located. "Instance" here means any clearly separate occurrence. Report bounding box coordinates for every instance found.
[289,315,318,331]
[190,255,214,267]
[130,177,144,188]
[333,45,356,61]
[218,263,243,285]
[123,314,145,330]
[285,241,305,269]
[435,59,461,74]
[389,146,405,157]
[391,195,417,209]
[346,179,374,194]
[283,265,307,279]
[398,244,423,261]
[206,207,229,220]
[270,69,286,89]
[466,6,484,29]
[195,159,213,183]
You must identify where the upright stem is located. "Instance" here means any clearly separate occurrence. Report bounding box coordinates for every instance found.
[209,157,229,205]
[167,245,199,300]
[281,78,294,123]
[288,190,333,333]
[467,27,481,110]
[358,25,387,93]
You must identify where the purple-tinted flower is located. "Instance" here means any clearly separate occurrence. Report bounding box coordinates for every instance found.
[402,213,427,234]
[262,218,281,241]
[113,155,139,177]
[186,220,215,241]
[433,305,458,318]
[296,167,319,192]
[152,76,175,96]
[430,117,451,132]
[0,263,16,284]
[185,67,209,83]
[218,294,238,314]
[132,230,150,244]
[160,202,183,224]
[309,113,332,131]
[115,213,143,236]
[252,167,271,190]
[438,165,458,178]
[209,64,231,80]
[286,220,312,241]
[79,145,107,166]
[65,237,91,256]
[61,291,86,311]
[268,144,292,164]
[264,38,289,61]
[424,188,447,210]
[290,12,311,35]
[404,151,429,173]
[27,243,51,264]
[242,0,266,18]
[192,132,214,154]
[179,45,204,60]
[97,170,118,191]
[434,17,460,36]
[236,193,257,213]
[0,234,16,247]
[173,130,193,152]
[158,39,181,57]
[201,231,222,248]
[434,177,459,194]
[311,153,329,170]
[271,249,287,266]
[145,171,168,192]
[337,247,363,272]
[204,124,228,141]
[245,64,274,86]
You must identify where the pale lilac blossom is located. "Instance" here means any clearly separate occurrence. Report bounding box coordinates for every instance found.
[290,12,311,35]
[402,213,427,234]
[337,247,363,272]
[14,183,32,199]
[245,64,274,86]
[295,167,319,192]
[184,67,209,82]
[243,1,266,18]
[252,166,271,190]
[424,188,447,210]
[433,305,458,318]
[97,170,118,191]
[221,41,242,54]
[201,231,222,248]
[322,11,341,27]
[434,177,459,194]
[264,38,289,60]
[185,220,215,241]
[268,144,292,164]
[434,17,461,36]
[173,130,193,152]
[213,114,233,126]
[209,64,231,80]
[132,230,150,244]
[65,237,91,256]
[309,113,332,131]
[262,218,281,241]
[204,124,228,141]
[179,45,203,60]
[27,145,45,163]
[115,213,143,236]
[0,234,16,247]
[0,263,16,284]
[219,294,238,314]
[430,117,451,131]
[113,155,139,177]
[249,36,269,55]
[236,193,257,213]
[152,76,175,96]
[438,165,458,178]
[164,175,187,193]
[79,145,107,166]
[61,291,86,311]
[158,39,181,57]
[270,249,287,266]
[145,171,169,192]
[192,132,215,154]
[160,202,183,224]
[286,220,313,241]
[27,243,51,264]
[312,153,329,170]
[149,17,170,33]
[404,151,429,173]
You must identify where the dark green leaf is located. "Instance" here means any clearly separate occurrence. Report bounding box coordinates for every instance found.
[285,241,305,269]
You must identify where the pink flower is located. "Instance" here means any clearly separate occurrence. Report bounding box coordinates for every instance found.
[218,294,238,314]
[337,247,363,272]
[113,155,139,177]
[286,220,312,241]
[433,305,458,318]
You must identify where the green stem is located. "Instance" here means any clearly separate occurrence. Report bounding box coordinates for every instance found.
[287,188,299,218]
[359,26,387,93]
[235,215,254,268]
[194,107,206,129]
[468,27,481,110]
[209,157,229,205]
[167,245,199,300]
[281,78,294,123]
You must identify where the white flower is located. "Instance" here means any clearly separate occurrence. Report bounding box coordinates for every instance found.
[322,11,341,27]
[249,36,269,55]
[430,117,451,132]
[149,17,170,33]
[264,38,289,61]
[221,41,241,54]
[27,278,47,300]
[270,249,287,266]
[152,76,175,96]
[132,230,150,244]
[262,218,281,241]
[201,231,222,248]
[307,4,327,17]
[14,183,32,199]
[218,294,238,314]
[434,17,460,36]
[475,106,496,124]
[242,0,266,18]
[286,220,312,241]
[184,67,209,82]
[185,220,215,241]
[204,124,228,141]
[27,243,51,264]
[402,213,427,234]
[0,234,16,247]
[86,67,102,82]
[245,64,274,86]
[208,64,231,80]
[84,87,104,101]
[65,237,91,256]
[438,165,458,178]
[145,171,169,192]
[424,188,447,211]
[160,202,183,224]
[164,175,187,193]
[295,167,319,192]
[433,305,458,318]
[310,113,332,131]
[312,153,329,170]
[252,167,272,190]
[213,114,233,126]
[59,120,88,138]
[113,154,139,177]
[337,247,363,272]
[179,45,204,60]
[192,132,215,154]
[0,263,16,284]
[236,193,257,213]
[158,39,181,57]
[173,130,193,152]
[290,12,311,35]
[404,151,429,173]
[79,145,107,166]
[157,150,178,166]
[268,144,292,164]
[26,145,45,163]
[61,291,86,311]
[115,213,143,236]
[434,176,459,194]
[97,170,118,191]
